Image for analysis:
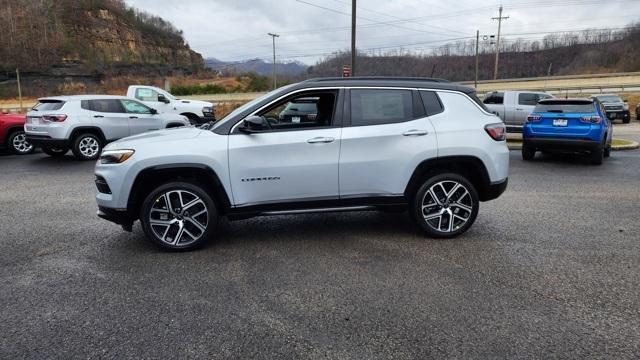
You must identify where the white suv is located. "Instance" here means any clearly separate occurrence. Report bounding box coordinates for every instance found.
[25,95,190,160]
[95,78,509,251]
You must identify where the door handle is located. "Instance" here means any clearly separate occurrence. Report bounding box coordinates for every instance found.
[129,116,138,119]
[307,137,335,144]
[515,108,524,111]
[402,129,428,136]
[94,115,104,118]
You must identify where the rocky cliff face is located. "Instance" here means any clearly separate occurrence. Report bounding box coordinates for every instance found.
[0,0,204,77]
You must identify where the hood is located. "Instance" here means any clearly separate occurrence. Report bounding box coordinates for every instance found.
[105,127,204,150]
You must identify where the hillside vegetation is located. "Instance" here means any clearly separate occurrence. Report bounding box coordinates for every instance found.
[308,24,640,81]
[0,0,203,78]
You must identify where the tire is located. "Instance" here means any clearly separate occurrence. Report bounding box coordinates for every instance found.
[140,181,217,251]
[522,143,535,161]
[411,173,479,238]
[42,145,68,157]
[590,144,604,165]
[636,112,639,121]
[183,114,201,125]
[604,144,611,158]
[623,113,630,124]
[8,131,35,155]
[71,133,102,160]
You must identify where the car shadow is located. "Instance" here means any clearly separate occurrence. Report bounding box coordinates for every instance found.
[529,151,596,166]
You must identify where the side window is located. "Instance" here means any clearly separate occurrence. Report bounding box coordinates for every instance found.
[483,92,504,104]
[258,91,336,130]
[81,100,92,111]
[135,88,159,102]
[420,91,444,116]
[350,89,413,126]
[518,93,539,106]
[539,94,553,101]
[86,99,125,113]
[121,99,152,114]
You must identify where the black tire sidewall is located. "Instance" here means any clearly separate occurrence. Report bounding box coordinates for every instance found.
[522,143,535,160]
[8,131,34,155]
[591,143,604,165]
[72,133,102,160]
[140,181,218,251]
[412,173,480,238]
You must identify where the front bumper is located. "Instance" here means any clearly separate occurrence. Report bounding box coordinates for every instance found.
[97,206,134,231]
[25,135,69,148]
[524,137,600,151]
[199,114,216,123]
[605,110,630,120]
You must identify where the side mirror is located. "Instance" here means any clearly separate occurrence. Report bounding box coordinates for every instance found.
[150,108,158,115]
[239,115,266,133]
[157,94,170,104]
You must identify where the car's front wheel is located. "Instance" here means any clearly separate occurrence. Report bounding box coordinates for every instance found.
[42,146,68,157]
[412,173,479,238]
[72,133,102,160]
[8,131,34,155]
[140,182,217,251]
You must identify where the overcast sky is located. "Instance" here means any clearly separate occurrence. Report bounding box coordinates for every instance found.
[126,0,640,64]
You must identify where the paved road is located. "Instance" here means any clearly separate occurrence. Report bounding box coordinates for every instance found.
[1,149,639,359]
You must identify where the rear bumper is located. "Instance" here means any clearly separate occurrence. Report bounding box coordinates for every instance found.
[524,137,600,150]
[25,135,69,148]
[483,178,508,202]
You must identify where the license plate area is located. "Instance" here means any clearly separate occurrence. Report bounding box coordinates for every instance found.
[553,119,568,127]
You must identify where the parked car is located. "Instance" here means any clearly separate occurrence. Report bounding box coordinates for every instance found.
[522,98,612,165]
[278,97,318,124]
[591,94,630,123]
[25,95,190,160]
[636,101,640,121]
[0,112,34,155]
[483,90,554,132]
[126,85,215,125]
[95,77,509,251]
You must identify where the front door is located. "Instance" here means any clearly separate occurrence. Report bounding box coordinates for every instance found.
[228,90,342,206]
[121,99,162,135]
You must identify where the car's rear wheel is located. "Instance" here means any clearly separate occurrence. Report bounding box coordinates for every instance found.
[42,146,68,157]
[604,143,611,158]
[72,133,102,160]
[522,144,535,161]
[591,144,604,165]
[140,182,217,251]
[412,173,479,238]
[8,131,34,155]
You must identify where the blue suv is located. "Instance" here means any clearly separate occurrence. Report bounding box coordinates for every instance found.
[522,98,612,165]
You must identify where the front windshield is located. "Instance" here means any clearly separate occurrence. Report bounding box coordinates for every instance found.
[596,95,622,103]
[211,84,297,130]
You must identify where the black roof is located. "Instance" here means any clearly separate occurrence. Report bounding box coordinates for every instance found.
[538,98,594,105]
[295,77,476,94]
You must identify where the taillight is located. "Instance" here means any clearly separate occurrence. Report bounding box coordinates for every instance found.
[527,115,542,122]
[485,123,506,141]
[580,116,601,124]
[42,114,67,122]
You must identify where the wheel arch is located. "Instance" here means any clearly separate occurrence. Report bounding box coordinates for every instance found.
[127,163,231,221]
[165,122,186,128]
[404,156,493,202]
[70,126,107,144]
[180,112,201,124]
[3,125,25,143]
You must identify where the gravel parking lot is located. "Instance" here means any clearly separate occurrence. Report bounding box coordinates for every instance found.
[1,146,639,358]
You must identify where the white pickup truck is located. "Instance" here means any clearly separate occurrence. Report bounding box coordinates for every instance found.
[126,85,215,125]
[483,90,553,132]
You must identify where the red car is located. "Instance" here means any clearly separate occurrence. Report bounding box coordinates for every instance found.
[0,112,34,155]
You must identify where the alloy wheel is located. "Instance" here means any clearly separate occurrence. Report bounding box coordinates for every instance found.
[12,133,33,154]
[78,136,100,158]
[421,180,474,233]
[148,190,209,247]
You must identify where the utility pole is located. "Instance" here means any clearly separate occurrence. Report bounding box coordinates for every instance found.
[268,32,280,90]
[492,5,509,80]
[475,30,480,88]
[351,0,356,76]
[16,68,22,110]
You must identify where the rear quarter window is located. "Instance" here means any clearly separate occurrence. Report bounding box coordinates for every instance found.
[419,91,444,116]
[34,101,65,111]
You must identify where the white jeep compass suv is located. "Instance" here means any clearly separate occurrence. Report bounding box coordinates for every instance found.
[25,95,190,160]
[95,78,509,251]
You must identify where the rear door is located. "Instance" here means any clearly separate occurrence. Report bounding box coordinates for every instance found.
[83,99,130,140]
[121,99,162,135]
[339,88,437,197]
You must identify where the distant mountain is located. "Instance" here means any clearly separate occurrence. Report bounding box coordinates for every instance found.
[205,58,308,76]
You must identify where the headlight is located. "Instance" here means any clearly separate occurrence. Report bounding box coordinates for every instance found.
[100,149,135,164]
[202,106,213,114]
[623,103,629,111]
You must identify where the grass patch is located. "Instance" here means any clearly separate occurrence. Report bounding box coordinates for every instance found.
[612,139,635,146]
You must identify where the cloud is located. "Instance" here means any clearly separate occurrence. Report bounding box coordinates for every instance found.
[125,0,639,64]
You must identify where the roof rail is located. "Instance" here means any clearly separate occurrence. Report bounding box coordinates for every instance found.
[303,76,451,83]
